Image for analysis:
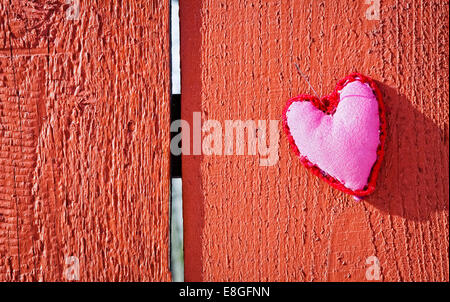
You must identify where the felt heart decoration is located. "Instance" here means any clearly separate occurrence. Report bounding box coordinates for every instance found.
[282,73,386,197]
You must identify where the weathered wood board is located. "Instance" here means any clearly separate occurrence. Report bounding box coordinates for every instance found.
[181,0,449,281]
[0,0,171,281]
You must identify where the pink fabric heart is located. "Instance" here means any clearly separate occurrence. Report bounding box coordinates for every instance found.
[285,79,381,192]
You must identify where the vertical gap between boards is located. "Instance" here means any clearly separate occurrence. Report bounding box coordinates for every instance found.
[170,0,183,282]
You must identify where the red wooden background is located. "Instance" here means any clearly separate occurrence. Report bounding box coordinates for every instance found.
[0,0,448,282]
[0,0,171,281]
[181,0,449,281]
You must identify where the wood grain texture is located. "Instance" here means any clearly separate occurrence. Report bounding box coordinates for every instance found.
[181,0,449,281]
[0,0,171,281]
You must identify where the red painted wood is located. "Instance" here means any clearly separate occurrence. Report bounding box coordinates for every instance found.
[181,0,449,281]
[180,0,204,282]
[0,0,171,281]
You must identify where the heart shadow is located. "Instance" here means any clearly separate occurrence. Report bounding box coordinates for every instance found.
[364,82,449,222]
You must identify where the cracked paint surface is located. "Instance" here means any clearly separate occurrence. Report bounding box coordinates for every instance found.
[0,0,171,281]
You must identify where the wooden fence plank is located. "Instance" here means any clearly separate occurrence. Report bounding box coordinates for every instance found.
[181,0,449,281]
[0,0,171,281]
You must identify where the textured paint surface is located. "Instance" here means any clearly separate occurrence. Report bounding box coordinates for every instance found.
[181,0,449,281]
[0,0,171,281]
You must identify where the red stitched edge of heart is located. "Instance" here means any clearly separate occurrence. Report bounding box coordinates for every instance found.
[282,73,387,197]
